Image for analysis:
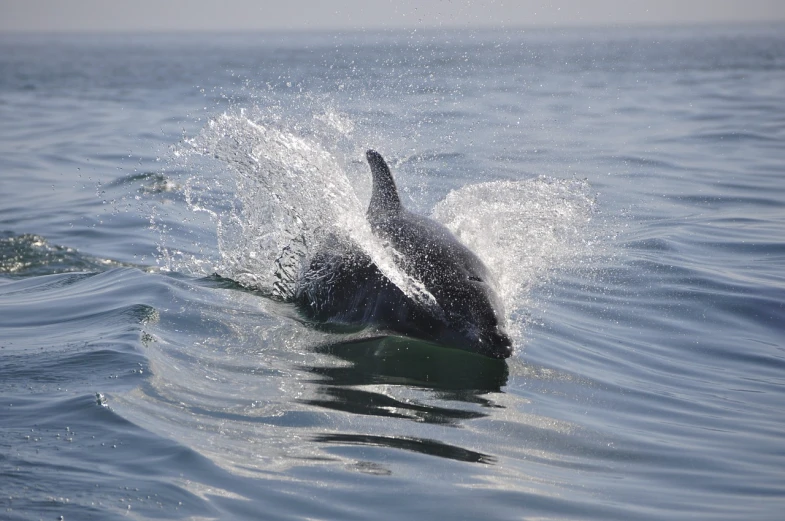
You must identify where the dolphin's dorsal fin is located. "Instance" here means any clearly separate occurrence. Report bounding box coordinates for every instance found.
[366,150,401,218]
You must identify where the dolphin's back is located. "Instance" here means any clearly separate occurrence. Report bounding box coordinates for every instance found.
[364,150,489,281]
[376,209,492,288]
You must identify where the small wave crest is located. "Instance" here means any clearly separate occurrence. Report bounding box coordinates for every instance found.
[0,232,125,277]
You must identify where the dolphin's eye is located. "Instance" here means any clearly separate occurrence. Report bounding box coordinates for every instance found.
[468,275,483,282]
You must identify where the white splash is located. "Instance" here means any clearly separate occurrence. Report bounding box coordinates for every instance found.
[432,177,599,315]
[172,108,442,314]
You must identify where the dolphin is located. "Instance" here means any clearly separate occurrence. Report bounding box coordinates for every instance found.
[294,150,512,359]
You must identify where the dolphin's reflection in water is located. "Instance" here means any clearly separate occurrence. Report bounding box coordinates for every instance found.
[301,335,508,464]
[312,433,496,465]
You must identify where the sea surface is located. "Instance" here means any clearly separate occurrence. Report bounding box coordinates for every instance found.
[1,24,784,520]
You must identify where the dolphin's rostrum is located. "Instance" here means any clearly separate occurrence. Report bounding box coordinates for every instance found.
[294,150,512,359]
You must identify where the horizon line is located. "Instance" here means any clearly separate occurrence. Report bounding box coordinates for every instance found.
[1,19,782,36]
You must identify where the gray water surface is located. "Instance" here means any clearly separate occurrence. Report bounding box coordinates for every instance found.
[1,25,784,520]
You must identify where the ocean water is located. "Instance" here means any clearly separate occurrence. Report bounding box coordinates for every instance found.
[1,24,784,520]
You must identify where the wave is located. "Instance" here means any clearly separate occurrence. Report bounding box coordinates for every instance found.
[0,232,128,277]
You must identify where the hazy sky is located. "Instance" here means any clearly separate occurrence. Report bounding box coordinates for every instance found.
[2,0,784,32]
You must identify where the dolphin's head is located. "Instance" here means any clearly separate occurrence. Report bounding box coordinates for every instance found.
[435,273,513,359]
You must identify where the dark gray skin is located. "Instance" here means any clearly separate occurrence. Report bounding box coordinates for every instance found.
[294,150,512,359]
